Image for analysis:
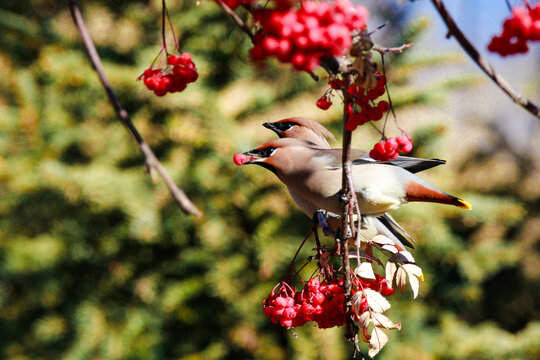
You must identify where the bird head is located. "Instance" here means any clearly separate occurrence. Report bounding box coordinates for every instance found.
[234,138,314,175]
[263,117,335,147]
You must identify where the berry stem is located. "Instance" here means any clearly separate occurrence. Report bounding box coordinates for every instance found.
[161,0,167,53]
[284,228,313,283]
[215,0,255,43]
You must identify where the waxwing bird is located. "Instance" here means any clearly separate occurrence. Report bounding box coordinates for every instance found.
[240,138,471,217]
[262,118,415,249]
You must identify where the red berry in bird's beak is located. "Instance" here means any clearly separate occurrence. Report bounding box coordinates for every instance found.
[233,153,248,166]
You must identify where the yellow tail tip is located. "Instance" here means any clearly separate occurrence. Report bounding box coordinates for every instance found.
[458,199,472,210]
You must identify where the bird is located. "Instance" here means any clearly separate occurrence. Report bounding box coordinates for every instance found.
[263,117,335,148]
[260,117,455,249]
[238,137,470,222]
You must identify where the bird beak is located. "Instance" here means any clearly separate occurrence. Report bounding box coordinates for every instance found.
[242,150,266,164]
[263,122,280,136]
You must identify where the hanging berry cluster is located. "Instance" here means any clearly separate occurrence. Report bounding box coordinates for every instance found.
[250,0,368,71]
[316,72,411,161]
[488,3,540,56]
[140,54,198,96]
[138,0,198,96]
[316,73,388,130]
[369,136,413,161]
[263,275,394,329]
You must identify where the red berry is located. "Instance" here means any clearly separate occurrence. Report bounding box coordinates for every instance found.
[377,100,390,113]
[179,52,193,65]
[233,153,248,166]
[316,96,332,110]
[313,292,326,305]
[307,278,320,292]
[168,55,181,65]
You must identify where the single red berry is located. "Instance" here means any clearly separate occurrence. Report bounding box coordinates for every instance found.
[179,52,193,65]
[233,153,248,166]
[316,96,332,110]
[167,55,181,65]
[377,100,390,113]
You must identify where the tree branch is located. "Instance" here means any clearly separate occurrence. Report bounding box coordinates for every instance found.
[68,0,203,217]
[216,0,255,43]
[373,43,414,53]
[430,0,540,119]
[340,72,358,344]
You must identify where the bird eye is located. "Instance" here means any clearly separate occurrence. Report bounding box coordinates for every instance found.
[276,122,297,131]
[260,146,277,157]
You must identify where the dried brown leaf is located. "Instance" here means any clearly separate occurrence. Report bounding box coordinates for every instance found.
[368,327,389,357]
[371,312,401,330]
[371,235,395,246]
[358,311,371,329]
[403,263,424,298]
[408,273,420,298]
[385,261,397,289]
[355,262,376,280]
[392,250,415,263]
[354,251,384,266]
[381,244,398,254]
[351,292,364,317]
[402,263,423,278]
[361,325,371,343]
[395,266,407,292]
[364,288,391,313]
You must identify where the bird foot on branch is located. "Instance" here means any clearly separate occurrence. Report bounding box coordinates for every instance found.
[312,210,338,238]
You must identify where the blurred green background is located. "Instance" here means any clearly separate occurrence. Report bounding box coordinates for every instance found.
[1,0,539,359]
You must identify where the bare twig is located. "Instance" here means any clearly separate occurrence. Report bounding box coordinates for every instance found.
[430,0,540,119]
[68,0,203,217]
[216,0,255,43]
[373,43,414,53]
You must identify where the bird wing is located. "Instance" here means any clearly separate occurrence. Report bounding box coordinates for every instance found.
[314,147,446,174]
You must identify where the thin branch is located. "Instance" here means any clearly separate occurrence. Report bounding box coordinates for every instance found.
[68,0,203,217]
[430,0,540,119]
[340,73,359,343]
[216,0,255,43]
[373,43,414,53]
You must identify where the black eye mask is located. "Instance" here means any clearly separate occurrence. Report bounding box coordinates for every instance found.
[274,122,297,131]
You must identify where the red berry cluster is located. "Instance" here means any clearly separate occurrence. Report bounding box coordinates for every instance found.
[344,75,389,131]
[488,4,540,56]
[263,275,394,329]
[250,0,368,71]
[369,136,413,161]
[140,53,198,96]
[316,74,389,126]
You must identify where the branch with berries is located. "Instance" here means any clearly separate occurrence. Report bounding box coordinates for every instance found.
[216,0,419,356]
[68,0,202,217]
[430,0,540,119]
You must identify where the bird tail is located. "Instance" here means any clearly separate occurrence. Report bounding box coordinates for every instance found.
[376,213,416,249]
[406,180,472,210]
